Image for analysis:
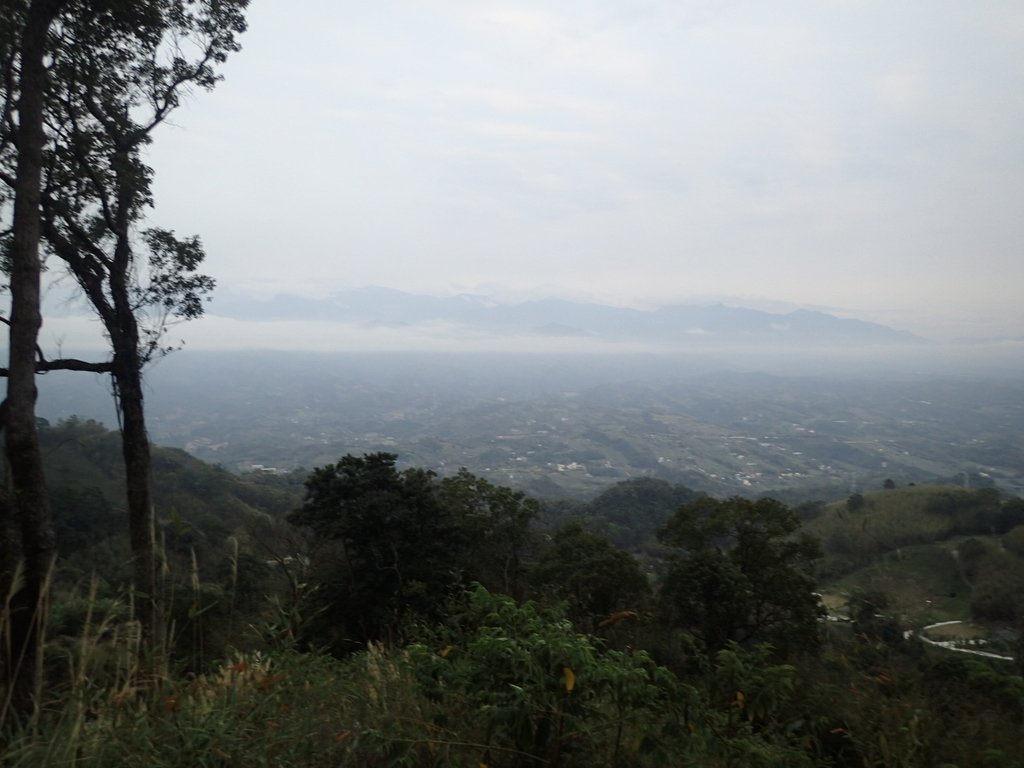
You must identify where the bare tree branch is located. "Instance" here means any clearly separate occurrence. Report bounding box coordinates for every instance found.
[0,358,113,375]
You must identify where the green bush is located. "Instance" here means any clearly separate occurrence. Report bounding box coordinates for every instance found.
[406,585,686,766]
[971,557,1024,622]
[1003,525,1024,558]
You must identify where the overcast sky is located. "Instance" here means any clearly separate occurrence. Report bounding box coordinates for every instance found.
[141,0,1024,339]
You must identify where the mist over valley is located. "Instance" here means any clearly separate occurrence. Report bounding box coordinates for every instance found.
[37,340,1024,501]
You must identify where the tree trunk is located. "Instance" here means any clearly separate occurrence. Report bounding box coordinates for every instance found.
[101,136,164,656]
[2,0,66,714]
[111,332,162,654]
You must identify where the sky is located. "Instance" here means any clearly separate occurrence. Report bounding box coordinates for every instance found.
[136,0,1024,340]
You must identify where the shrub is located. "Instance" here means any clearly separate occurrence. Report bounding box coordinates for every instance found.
[406,585,686,766]
[1003,525,1024,558]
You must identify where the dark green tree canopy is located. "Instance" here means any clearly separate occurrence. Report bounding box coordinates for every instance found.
[530,521,650,631]
[583,476,704,550]
[288,454,538,650]
[288,453,455,649]
[290,452,438,540]
[658,496,823,655]
[437,468,537,600]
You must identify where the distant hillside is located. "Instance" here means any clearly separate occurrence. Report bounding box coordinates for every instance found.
[211,287,923,347]
[38,417,305,581]
[807,484,1024,628]
[570,476,705,551]
[807,484,1019,573]
[29,421,1024,646]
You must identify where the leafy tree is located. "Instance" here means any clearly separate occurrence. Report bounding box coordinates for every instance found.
[926,487,1005,534]
[792,499,825,522]
[1,0,248,646]
[658,497,823,655]
[288,453,465,649]
[970,554,1024,622]
[997,498,1024,534]
[289,455,543,651]
[699,643,822,767]
[848,589,904,645]
[438,468,537,600]
[583,476,703,550]
[1004,524,1024,558]
[956,537,994,583]
[956,536,1024,622]
[50,484,118,554]
[530,521,650,632]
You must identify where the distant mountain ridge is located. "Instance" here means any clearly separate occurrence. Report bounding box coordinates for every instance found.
[212,287,923,346]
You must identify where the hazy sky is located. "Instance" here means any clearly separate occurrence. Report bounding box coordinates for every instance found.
[141,1,1024,339]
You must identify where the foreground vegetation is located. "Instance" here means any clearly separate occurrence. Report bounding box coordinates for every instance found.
[3,589,1023,767]
[3,420,1024,766]
[4,4,1023,763]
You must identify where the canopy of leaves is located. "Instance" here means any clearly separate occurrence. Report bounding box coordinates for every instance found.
[530,521,650,631]
[437,468,538,599]
[658,496,824,655]
[1,1,247,364]
[582,476,704,550]
[288,453,538,650]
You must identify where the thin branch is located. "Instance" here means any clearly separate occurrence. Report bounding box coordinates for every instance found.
[0,314,113,374]
[0,358,114,376]
[38,210,115,326]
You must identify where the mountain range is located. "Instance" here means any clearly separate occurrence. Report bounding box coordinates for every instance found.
[211,287,923,347]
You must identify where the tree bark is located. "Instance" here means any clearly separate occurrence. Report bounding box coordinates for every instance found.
[2,0,67,714]
[111,334,162,649]
[109,138,163,653]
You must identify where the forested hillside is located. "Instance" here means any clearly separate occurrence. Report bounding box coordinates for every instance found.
[38,416,300,554]
[4,422,1024,766]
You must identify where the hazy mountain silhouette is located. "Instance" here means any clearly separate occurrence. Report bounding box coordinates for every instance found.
[211,287,923,346]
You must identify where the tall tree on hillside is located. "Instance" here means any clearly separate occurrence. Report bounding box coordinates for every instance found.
[438,469,538,600]
[0,0,70,712]
[289,453,465,650]
[530,521,650,632]
[658,497,824,655]
[1,0,248,648]
[289,455,541,650]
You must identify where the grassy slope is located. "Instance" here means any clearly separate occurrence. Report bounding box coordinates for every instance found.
[807,484,1022,628]
[826,542,973,625]
[807,485,966,557]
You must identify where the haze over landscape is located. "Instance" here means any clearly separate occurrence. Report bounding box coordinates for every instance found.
[35,0,1024,350]
[23,0,1024,501]
[7,4,1024,762]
